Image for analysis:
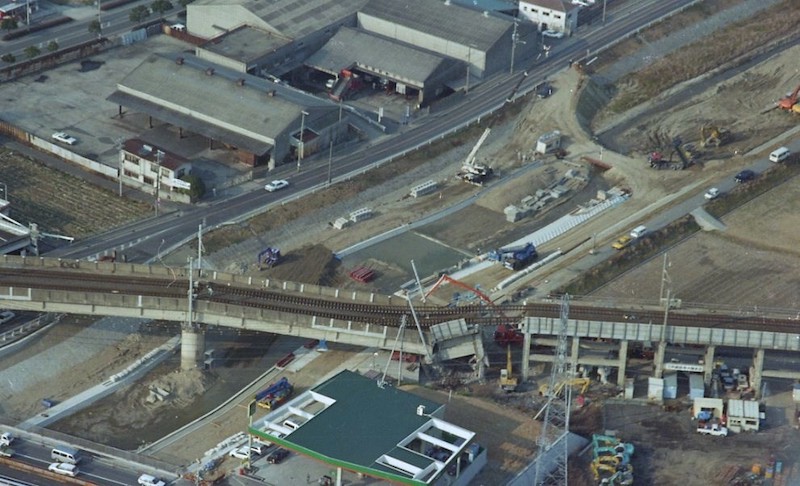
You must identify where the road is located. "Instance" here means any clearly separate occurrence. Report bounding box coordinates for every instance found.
[0,0,183,60]
[41,0,696,266]
[0,439,143,486]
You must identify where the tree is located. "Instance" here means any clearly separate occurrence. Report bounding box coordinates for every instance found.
[129,5,150,23]
[1,53,15,64]
[24,45,40,60]
[88,19,101,36]
[178,0,193,7]
[183,174,205,199]
[150,0,173,18]
[47,40,59,52]
[0,18,17,33]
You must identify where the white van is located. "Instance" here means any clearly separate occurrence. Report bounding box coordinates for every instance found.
[630,225,647,239]
[51,445,82,464]
[769,146,790,163]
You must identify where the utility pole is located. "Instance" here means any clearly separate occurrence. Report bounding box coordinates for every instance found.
[465,47,472,94]
[197,222,204,277]
[509,20,519,74]
[327,139,333,185]
[296,111,308,172]
[602,0,608,24]
[154,150,164,217]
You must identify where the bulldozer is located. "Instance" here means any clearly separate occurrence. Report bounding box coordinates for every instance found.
[499,345,518,392]
[538,377,590,397]
[700,125,731,148]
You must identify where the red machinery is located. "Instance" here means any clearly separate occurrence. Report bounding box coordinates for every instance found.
[424,274,523,345]
[778,84,800,111]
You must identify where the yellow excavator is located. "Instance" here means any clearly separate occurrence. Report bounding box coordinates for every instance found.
[700,125,730,148]
[499,345,518,392]
[538,377,591,397]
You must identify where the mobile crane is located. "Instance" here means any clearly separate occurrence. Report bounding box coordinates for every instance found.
[457,128,494,185]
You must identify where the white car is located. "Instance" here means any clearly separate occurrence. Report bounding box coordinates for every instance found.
[229,445,251,460]
[48,462,79,477]
[0,311,15,325]
[52,132,77,145]
[0,432,14,446]
[138,473,166,486]
[704,187,720,200]
[265,180,289,192]
[541,30,565,39]
[170,23,186,32]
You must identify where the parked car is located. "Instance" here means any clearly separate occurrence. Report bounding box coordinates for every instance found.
[250,443,267,456]
[138,474,166,486]
[0,311,15,325]
[325,78,336,90]
[170,23,186,32]
[541,29,565,39]
[267,448,290,464]
[734,169,756,183]
[0,432,14,447]
[229,445,251,460]
[704,187,720,200]
[265,180,289,192]
[51,132,77,145]
[611,235,633,250]
[48,462,79,477]
[0,445,13,458]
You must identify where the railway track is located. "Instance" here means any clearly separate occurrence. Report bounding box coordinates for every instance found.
[1,268,799,334]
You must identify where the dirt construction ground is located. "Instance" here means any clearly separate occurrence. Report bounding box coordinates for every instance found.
[4,3,800,485]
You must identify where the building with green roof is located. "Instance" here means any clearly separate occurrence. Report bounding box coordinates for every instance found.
[249,370,486,485]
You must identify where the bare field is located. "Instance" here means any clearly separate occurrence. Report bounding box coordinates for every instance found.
[0,149,150,238]
[592,170,800,309]
[607,0,800,113]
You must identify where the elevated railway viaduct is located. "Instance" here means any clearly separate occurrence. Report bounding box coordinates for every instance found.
[1,256,798,397]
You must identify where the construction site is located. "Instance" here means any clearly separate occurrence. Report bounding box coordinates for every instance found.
[3,0,800,485]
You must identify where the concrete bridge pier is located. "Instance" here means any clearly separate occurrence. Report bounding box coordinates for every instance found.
[181,326,205,370]
[521,331,532,382]
[703,346,716,384]
[653,341,667,378]
[751,348,765,398]
[617,340,628,387]
[570,337,580,372]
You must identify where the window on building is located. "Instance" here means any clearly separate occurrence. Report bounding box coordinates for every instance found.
[543,11,550,16]
[554,14,562,19]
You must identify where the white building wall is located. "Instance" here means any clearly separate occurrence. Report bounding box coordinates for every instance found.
[518,1,578,34]
[195,49,248,72]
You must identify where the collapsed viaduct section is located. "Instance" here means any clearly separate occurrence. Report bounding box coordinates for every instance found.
[0,255,798,394]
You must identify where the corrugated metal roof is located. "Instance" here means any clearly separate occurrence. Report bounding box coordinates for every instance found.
[305,27,459,86]
[113,55,307,147]
[108,91,273,155]
[360,0,514,52]
[192,0,368,38]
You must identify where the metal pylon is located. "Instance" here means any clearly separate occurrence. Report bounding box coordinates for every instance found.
[533,294,572,485]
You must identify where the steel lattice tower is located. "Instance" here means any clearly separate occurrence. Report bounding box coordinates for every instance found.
[533,294,572,485]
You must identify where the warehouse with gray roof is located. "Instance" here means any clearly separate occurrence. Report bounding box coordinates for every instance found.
[250,370,486,486]
[108,54,347,168]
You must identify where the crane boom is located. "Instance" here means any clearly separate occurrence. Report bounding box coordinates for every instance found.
[463,128,491,168]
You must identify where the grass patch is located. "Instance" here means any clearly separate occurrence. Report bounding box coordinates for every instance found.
[607,0,800,113]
